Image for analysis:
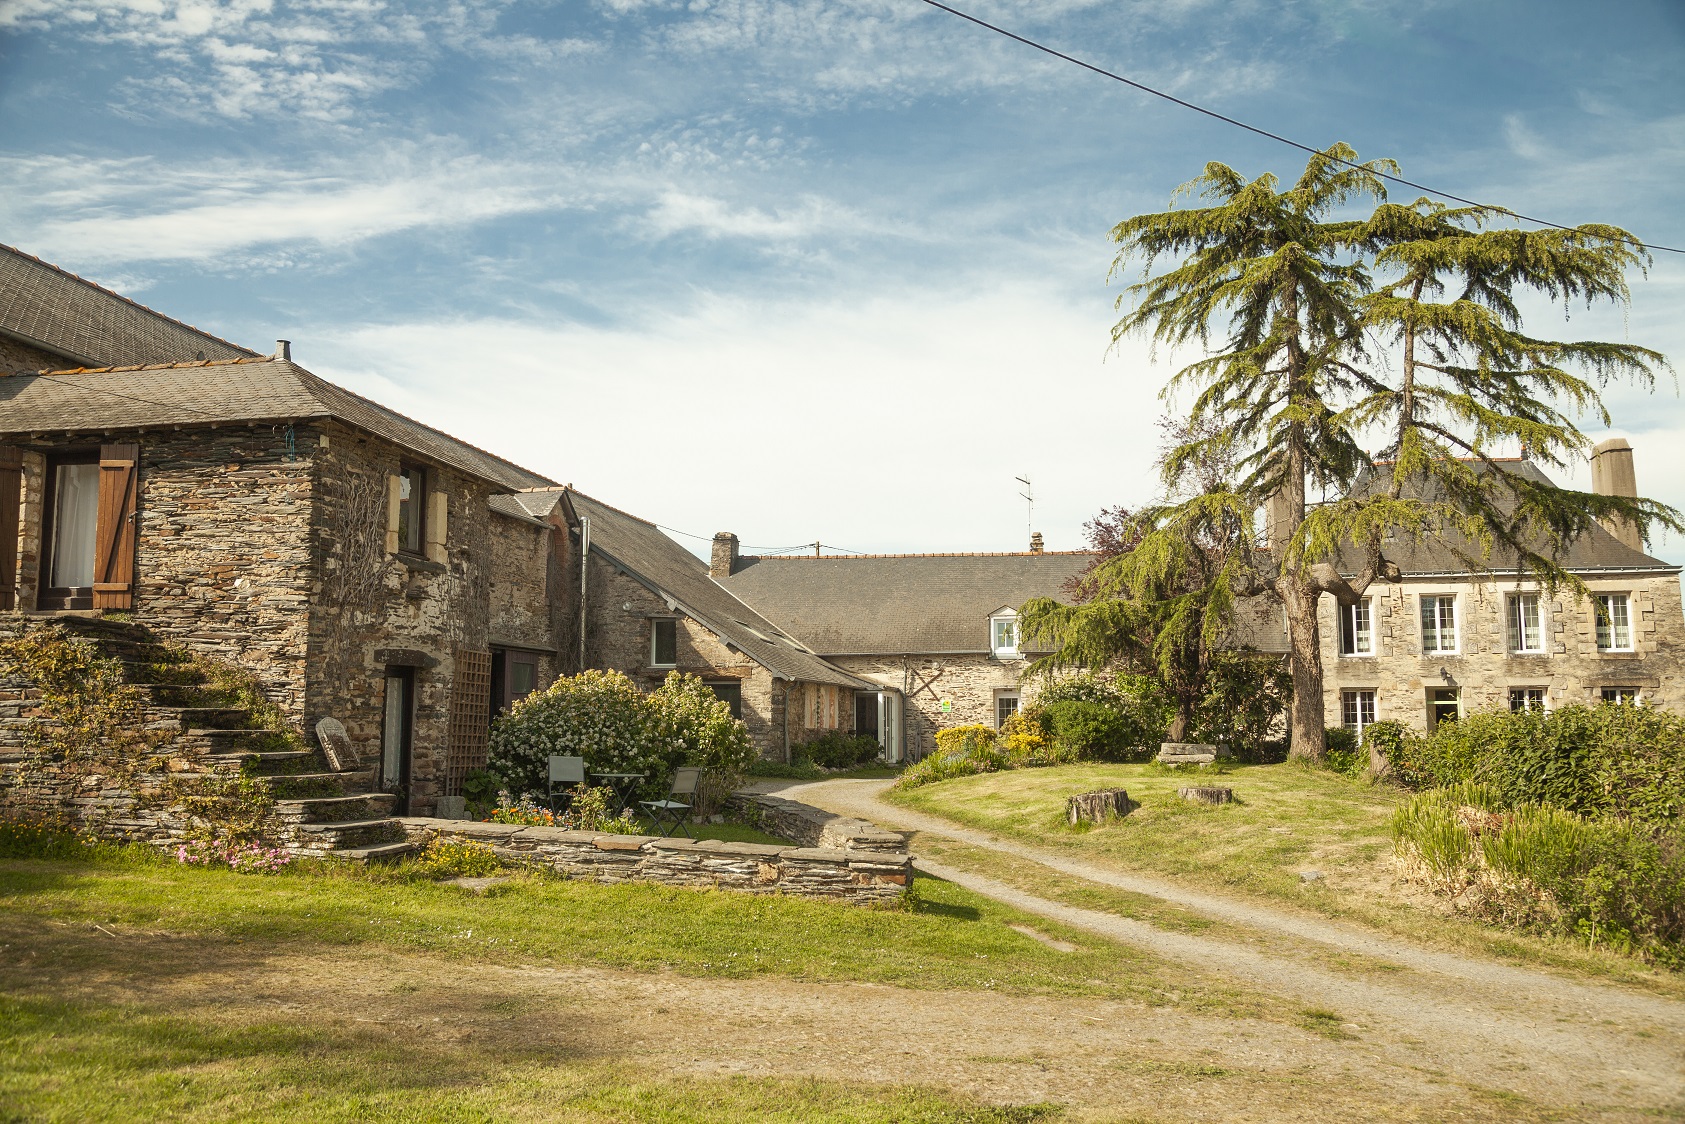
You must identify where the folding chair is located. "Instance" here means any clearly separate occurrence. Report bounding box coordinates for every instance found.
[640,767,703,838]
[547,755,586,814]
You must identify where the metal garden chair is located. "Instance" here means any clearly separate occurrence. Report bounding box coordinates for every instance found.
[547,755,586,814]
[640,766,703,839]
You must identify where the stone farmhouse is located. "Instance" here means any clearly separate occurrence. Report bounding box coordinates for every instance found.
[1319,454,1685,738]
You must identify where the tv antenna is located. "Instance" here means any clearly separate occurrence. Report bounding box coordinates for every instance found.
[1015,475,1033,543]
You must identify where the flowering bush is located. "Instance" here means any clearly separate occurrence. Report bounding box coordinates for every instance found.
[487,669,754,804]
[415,837,503,879]
[174,838,293,874]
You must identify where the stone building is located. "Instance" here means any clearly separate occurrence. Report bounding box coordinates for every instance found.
[716,542,1096,760]
[0,349,564,816]
[510,488,876,762]
[1319,452,1685,736]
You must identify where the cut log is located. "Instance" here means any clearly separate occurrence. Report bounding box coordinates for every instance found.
[1066,789,1134,825]
[1177,786,1234,805]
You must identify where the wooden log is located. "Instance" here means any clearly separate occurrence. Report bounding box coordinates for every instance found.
[1177,786,1234,805]
[1066,789,1134,825]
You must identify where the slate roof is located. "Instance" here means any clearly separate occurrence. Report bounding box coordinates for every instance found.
[718,551,1099,656]
[0,243,257,368]
[0,357,554,492]
[1338,459,1679,576]
[560,489,870,689]
[488,494,550,526]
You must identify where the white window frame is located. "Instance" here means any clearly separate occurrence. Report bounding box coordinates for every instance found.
[1339,597,1375,656]
[995,692,1021,729]
[1595,593,1634,652]
[1600,685,1641,706]
[990,612,1020,658]
[1508,686,1548,714]
[1419,594,1459,654]
[650,618,678,668]
[1507,592,1546,654]
[1340,688,1376,738]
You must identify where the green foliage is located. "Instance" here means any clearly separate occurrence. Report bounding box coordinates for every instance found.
[0,818,109,861]
[898,720,1082,790]
[798,730,882,769]
[1040,700,1138,762]
[461,767,504,818]
[1189,650,1292,761]
[1321,727,1363,778]
[413,837,504,879]
[1392,786,1685,965]
[1375,704,1685,823]
[487,670,753,802]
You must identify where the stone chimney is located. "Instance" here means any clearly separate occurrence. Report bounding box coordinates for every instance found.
[711,532,740,578]
[1590,438,1643,551]
[1029,531,1044,553]
[273,340,291,361]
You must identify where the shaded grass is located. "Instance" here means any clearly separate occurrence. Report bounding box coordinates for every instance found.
[0,992,1060,1123]
[0,852,1261,1015]
[889,763,1685,995]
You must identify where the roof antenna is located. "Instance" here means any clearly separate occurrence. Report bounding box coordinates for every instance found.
[1015,476,1033,546]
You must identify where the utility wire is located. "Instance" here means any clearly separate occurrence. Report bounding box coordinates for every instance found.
[913,0,1684,255]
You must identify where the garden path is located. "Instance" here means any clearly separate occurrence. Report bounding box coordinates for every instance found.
[785,778,1685,1113]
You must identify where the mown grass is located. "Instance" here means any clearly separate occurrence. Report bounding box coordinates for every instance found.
[0,992,1058,1124]
[888,762,1685,993]
[0,850,1270,1017]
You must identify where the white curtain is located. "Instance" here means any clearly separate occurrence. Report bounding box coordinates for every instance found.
[50,464,100,589]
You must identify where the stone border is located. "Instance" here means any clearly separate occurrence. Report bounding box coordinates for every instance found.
[397,818,912,906]
[725,791,909,853]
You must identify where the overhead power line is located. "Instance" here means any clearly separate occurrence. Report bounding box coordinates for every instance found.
[913,0,1683,256]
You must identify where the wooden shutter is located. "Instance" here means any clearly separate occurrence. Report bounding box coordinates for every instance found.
[426,491,448,564]
[0,446,20,611]
[385,475,402,555]
[445,649,493,797]
[92,443,138,610]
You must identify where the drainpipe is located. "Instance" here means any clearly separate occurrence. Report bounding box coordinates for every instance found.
[577,515,590,673]
[782,678,791,764]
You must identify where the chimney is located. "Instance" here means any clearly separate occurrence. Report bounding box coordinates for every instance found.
[1029,531,1044,553]
[274,340,292,361]
[711,532,740,578]
[1590,438,1643,550]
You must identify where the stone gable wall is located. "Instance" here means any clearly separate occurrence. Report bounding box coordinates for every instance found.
[828,653,1032,760]
[486,508,559,690]
[0,336,67,374]
[1320,573,1685,731]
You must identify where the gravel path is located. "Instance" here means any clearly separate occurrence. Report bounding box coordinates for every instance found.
[784,777,1685,1112]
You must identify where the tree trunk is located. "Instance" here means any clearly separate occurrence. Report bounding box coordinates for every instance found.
[1167,711,1190,743]
[1281,577,1327,762]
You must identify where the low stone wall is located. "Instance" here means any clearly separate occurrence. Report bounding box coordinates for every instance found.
[725,791,909,853]
[398,818,913,906]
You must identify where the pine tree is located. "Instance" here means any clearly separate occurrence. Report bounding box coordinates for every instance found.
[1110,146,1677,761]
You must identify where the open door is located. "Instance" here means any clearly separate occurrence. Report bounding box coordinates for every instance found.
[381,668,415,813]
[878,692,902,763]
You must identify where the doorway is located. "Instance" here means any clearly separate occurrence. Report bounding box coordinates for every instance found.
[40,453,101,610]
[381,668,415,813]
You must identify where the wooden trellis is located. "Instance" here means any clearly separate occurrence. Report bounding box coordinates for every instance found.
[445,648,492,797]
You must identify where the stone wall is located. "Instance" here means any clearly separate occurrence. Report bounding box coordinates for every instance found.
[0,336,67,374]
[726,791,908,852]
[1320,574,1685,732]
[486,506,559,688]
[829,653,1034,760]
[398,818,912,905]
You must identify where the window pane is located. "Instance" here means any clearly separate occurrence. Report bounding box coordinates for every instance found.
[652,620,677,665]
[996,695,1019,727]
[398,467,421,553]
[49,463,100,588]
[1354,601,1371,653]
[510,658,537,699]
[1421,596,1453,652]
[1612,596,1631,649]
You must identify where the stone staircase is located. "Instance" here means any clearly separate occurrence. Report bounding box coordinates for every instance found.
[32,615,411,862]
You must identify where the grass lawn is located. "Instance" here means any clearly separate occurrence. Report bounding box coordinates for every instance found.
[888,762,1685,993]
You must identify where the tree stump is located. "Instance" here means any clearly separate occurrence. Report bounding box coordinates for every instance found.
[1066,789,1134,825]
[1177,786,1234,805]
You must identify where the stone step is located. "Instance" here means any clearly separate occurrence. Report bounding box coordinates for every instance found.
[144,706,253,731]
[179,728,282,752]
[260,770,377,798]
[330,840,415,864]
[293,817,408,849]
[207,749,321,774]
[273,793,398,825]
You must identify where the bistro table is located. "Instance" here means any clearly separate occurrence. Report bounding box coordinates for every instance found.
[591,772,646,816]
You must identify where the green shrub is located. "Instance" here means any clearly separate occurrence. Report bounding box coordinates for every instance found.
[1033,673,1166,761]
[1190,651,1293,761]
[897,721,1081,790]
[1322,727,1364,778]
[414,838,504,879]
[1042,699,1142,762]
[487,670,754,803]
[798,730,882,769]
[1375,704,1685,823]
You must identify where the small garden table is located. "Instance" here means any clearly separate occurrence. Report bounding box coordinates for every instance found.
[591,772,646,815]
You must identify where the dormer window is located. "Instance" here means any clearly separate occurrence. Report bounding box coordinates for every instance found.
[990,610,1020,658]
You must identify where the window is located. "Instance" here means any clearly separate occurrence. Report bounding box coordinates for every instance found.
[1595,594,1633,651]
[990,613,1020,657]
[1601,686,1640,705]
[1428,687,1460,730]
[996,693,1020,728]
[1420,595,1458,653]
[650,619,677,667]
[397,464,425,554]
[1507,593,1544,653]
[709,681,743,720]
[1509,687,1547,713]
[45,458,100,591]
[1339,599,1374,656]
[1340,689,1376,737]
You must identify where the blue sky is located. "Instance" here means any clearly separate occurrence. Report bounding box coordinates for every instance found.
[2,0,1682,558]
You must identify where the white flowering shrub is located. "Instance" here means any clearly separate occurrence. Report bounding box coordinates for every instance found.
[486,669,753,801]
